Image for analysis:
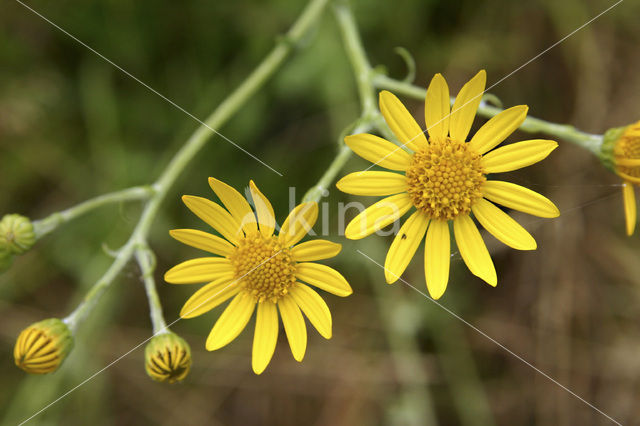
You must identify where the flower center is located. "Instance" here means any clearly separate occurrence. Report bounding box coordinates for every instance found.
[405,138,485,220]
[615,122,640,182]
[228,232,296,302]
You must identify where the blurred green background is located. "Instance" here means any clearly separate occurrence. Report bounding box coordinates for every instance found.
[2,0,640,424]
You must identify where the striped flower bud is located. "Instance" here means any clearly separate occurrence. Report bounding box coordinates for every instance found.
[14,318,74,374]
[144,332,192,383]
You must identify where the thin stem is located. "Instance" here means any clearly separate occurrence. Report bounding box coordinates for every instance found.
[135,244,167,335]
[302,1,381,204]
[32,185,154,239]
[332,4,438,422]
[63,0,330,331]
[333,1,376,116]
[303,121,372,203]
[63,240,136,333]
[372,73,604,156]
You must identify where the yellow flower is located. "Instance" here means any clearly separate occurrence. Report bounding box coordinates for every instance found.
[610,120,640,235]
[144,332,192,383]
[165,178,351,374]
[337,70,559,299]
[14,318,73,374]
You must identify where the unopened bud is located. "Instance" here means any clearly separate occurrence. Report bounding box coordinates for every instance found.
[0,214,36,255]
[14,318,74,374]
[144,332,192,383]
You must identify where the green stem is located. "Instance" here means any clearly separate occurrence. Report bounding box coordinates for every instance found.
[32,185,154,239]
[64,241,136,333]
[64,0,330,331]
[372,74,604,156]
[135,244,167,334]
[303,122,372,203]
[332,4,438,423]
[302,2,382,204]
[333,1,376,116]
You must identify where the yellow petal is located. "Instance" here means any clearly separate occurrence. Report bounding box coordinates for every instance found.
[482,181,559,218]
[424,219,450,299]
[278,296,307,362]
[169,229,235,256]
[336,171,407,196]
[616,158,640,167]
[164,257,234,284]
[471,199,536,250]
[425,73,450,141]
[182,195,243,245]
[344,133,412,171]
[290,239,342,262]
[481,139,557,173]
[453,215,497,287]
[180,277,241,318]
[278,202,318,247]
[468,105,528,154]
[208,177,258,234]
[344,193,413,240]
[290,283,332,339]
[295,262,352,297]
[249,181,276,237]
[623,181,636,236]
[449,70,486,141]
[379,90,428,151]
[617,170,640,185]
[252,301,279,375]
[206,293,255,351]
[384,210,429,283]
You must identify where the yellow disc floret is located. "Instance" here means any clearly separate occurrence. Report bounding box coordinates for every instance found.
[614,120,640,182]
[229,232,296,302]
[406,138,486,220]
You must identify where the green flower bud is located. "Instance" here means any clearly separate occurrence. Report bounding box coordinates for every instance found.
[145,332,192,383]
[0,214,36,255]
[14,318,74,374]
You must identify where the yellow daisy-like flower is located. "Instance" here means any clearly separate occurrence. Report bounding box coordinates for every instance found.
[337,70,560,299]
[612,120,640,235]
[165,178,352,374]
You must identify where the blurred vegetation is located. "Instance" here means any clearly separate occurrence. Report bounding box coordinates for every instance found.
[2,0,640,424]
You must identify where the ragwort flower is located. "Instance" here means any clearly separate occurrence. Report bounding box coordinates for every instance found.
[337,70,559,299]
[609,120,640,235]
[165,178,351,374]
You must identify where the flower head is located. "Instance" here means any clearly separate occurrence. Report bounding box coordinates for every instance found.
[144,332,192,383]
[602,120,640,235]
[165,178,351,374]
[0,214,35,255]
[14,318,73,374]
[337,70,559,299]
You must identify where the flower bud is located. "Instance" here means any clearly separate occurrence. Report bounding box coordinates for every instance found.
[14,318,74,374]
[0,214,36,255]
[144,332,192,383]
